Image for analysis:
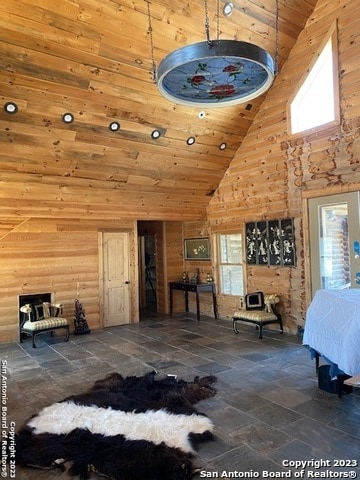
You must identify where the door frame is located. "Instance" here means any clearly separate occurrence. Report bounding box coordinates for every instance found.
[98,228,139,327]
[303,184,360,306]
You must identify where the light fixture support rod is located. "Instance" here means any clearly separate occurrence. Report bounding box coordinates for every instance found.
[146,0,158,83]
[274,0,279,75]
[204,0,220,44]
[204,0,211,43]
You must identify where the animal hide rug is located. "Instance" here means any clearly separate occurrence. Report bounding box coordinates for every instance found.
[15,370,218,480]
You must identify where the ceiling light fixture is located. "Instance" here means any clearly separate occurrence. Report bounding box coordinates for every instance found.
[4,102,18,114]
[223,2,234,16]
[186,136,196,145]
[151,129,161,139]
[146,0,278,108]
[219,142,227,150]
[62,113,74,124]
[109,121,120,131]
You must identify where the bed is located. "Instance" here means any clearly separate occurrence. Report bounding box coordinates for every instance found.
[303,289,360,378]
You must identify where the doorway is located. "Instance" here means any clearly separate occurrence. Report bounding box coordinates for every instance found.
[308,191,360,297]
[139,234,157,317]
[101,232,131,326]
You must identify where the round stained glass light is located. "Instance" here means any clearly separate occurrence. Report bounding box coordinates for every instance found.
[157,40,274,108]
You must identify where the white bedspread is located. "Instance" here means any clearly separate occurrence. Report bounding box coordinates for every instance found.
[303,289,360,377]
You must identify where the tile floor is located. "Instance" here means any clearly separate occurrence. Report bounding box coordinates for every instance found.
[1,313,360,479]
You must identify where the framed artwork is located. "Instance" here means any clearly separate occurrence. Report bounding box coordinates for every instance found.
[245,222,257,264]
[245,218,296,266]
[268,219,282,266]
[184,237,210,260]
[281,218,296,266]
[257,220,268,265]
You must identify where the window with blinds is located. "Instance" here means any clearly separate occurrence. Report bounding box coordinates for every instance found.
[218,233,244,296]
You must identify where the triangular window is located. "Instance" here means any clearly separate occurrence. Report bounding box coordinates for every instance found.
[289,26,339,135]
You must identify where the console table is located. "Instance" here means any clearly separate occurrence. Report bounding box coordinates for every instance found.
[169,281,217,321]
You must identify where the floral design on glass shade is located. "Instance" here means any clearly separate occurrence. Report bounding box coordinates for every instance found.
[163,56,269,103]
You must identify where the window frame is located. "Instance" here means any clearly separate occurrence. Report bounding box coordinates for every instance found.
[215,231,244,297]
[287,22,340,137]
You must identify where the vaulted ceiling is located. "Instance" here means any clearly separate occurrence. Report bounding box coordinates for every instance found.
[0,0,318,229]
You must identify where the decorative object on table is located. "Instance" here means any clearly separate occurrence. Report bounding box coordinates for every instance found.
[245,218,296,266]
[73,298,91,335]
[206,273,213,283]
[182,271,188,282]
[190,268,200,284]
[184,237,210,260]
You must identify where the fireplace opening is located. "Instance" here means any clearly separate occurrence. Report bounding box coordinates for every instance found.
[18,292,53,324]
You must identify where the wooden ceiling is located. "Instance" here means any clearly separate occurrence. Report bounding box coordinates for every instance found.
[0,0,318,227]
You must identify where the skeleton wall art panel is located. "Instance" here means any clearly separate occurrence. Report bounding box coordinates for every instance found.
[245,218,296,266]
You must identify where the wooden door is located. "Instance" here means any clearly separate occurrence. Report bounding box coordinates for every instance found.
[102,232,131,326]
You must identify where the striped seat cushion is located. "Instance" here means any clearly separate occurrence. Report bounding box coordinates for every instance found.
[233,310,277,322]
[22,318,68,331]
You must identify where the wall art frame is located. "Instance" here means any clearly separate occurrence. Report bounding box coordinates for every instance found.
[245,218,296,266]
[184,237,211,260]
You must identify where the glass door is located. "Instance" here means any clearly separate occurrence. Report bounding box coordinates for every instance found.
[308,192,360,297]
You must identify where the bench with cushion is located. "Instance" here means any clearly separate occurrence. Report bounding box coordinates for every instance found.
[232,293,283,339]
[20,301,69,348]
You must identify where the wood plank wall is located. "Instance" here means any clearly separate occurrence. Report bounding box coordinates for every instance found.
[2,0,359,342]
[0,218,137,342]
[207,0,360,332]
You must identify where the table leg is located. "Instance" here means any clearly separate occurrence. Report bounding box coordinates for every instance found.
[170,286,173,314]
[212,286,218,319]
[196,290,200,321]
[185,291,189,313]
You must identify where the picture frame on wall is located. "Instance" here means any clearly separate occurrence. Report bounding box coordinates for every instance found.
[245,218,296,266]
[245,222,257,264]
[281,218,296,266]
[184,237,210,260]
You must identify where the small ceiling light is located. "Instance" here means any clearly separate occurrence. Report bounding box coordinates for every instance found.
[151,129,161,139]
[186,136,196,145]
[219,142,227,150]
[109,121,120,131]
[62,113,74,124]
[4,102,18,114]
[223,2,234,16]
[198,111,206,119]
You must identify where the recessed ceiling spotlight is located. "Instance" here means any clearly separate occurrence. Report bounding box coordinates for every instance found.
[4,102,18,114]
[109,121,120,131]
[198,111,206,119]
[223,2,234,16]
[151,129,161,139]
[186,136,196,145]
[219,142,227,150]
[62,112,74,124]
